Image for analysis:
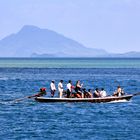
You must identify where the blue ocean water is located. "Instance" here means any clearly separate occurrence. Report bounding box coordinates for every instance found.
[0,58,140,140]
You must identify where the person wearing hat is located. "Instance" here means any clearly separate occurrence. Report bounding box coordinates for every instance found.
[50,80,56,97]
[58,80,64,98]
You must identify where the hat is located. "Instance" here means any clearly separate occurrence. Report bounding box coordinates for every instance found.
[40,87,46,91]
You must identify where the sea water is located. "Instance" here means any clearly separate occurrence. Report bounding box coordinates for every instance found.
[0,58,140,140]
[0,58,140,68]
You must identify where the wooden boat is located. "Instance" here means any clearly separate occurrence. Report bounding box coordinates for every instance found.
[35,94,133,103]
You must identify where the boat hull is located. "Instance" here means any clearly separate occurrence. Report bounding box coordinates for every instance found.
[35,95,133,103]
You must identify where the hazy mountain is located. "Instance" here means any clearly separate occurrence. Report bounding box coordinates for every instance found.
[106,51,140,58]
[0,25,140,57]
[0,25,108,57]
[115,51,140,58]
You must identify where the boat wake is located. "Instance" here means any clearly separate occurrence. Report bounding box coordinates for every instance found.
[0,101,11,105]
[108,99,130,103]
[0,100,18,105]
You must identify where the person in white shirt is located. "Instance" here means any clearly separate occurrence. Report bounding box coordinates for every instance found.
[66,80,72,98]
[58,80,63,98]
[100,88,107,97]
[50,80,56,97]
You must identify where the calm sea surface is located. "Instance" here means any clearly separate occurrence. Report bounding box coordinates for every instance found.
[0,58,140,140]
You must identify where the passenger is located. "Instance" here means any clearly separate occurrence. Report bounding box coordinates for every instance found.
[58,80,64,98]
[93,88,100,98]
[75,80,84,98]
[28,87,47,98]
[37,88,47,97]
[50,80,56,97]
[113,86,125,97]
[66,80,72,98]
[100,88,107,97]
[83,88,88,98]
[69,85,75,98]
[83,88,93,98]
[88,89,93,98]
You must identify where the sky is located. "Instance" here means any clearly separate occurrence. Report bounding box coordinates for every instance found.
[0,0,140,53]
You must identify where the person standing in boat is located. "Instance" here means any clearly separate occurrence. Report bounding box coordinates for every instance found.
[75,80,84,98]
[58,80,64,98]
[66,80,72,98]
[113,86,125,97]
[100,88,107,97]
[50,80,56,97]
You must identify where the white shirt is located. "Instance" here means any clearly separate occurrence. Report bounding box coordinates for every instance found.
[58,82,63,92]
[100,90,107,97]
[50,82,56,91]
[118,92,122,97]
[67,83,72,92]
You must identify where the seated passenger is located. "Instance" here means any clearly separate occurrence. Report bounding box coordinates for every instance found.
[93,88,100,98]
[83,88,93,98]
[87,89,93,98]
[113,86,125,97]
[83,88,89,98]
[100,88,107,97]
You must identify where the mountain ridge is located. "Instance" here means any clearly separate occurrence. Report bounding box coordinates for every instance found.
[0,25,140,57]
[0,25,107,57]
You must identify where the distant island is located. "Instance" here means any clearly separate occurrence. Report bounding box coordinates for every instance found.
[0,25,140,58]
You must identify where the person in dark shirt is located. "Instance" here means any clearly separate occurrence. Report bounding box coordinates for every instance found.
[75,80,83,98]
[113,86,125,96]
[93,88,100,98]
